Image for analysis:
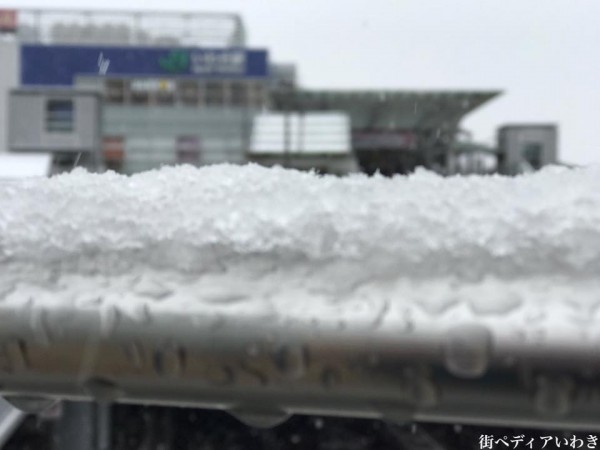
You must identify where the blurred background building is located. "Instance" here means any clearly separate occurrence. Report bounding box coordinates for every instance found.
[497,124,558,175]
[0,8,561,178]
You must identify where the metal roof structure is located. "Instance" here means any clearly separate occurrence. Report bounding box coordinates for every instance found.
[272,90,501,131]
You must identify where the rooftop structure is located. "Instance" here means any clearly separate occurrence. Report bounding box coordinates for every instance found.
[273,90,499,130]
[11,8,245,47]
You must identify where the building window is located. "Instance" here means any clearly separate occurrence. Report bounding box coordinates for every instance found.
[155,79,176,106]
[105,79,126,104]
[178,80,200,106]
[46,99,74,133]
[131,91,150,106]
[231,82,247,107]
[522,142,543,170]
[204,81,224,106]
[249,82,266,108]
[156,90,175,106]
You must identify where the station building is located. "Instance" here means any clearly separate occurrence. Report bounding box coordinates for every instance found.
[0,8,535,178]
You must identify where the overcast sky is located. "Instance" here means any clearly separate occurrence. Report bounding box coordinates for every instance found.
[12,0,600,165]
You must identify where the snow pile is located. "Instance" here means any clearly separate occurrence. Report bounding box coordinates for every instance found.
[3,163,600,276]
[1,164,600,325]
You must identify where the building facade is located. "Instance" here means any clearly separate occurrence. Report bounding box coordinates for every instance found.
[8,32,270,174]
[0,8,507,177]
[497,124,558,175]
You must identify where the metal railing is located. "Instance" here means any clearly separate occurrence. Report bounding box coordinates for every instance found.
[1,291,600,431]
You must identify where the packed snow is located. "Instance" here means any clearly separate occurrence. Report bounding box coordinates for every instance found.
[1,164,600,332]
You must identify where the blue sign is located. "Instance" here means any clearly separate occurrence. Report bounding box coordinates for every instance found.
[21,45,269,86]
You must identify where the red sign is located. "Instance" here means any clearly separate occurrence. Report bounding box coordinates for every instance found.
[103,137,125,163]
[0,9,17,33]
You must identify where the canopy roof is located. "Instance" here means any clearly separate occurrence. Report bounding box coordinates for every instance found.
[272,90,501,130]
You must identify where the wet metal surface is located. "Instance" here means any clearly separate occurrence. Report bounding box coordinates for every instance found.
[1,300,600,431]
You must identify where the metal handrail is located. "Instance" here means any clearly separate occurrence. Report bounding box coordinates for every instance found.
[0,293,599,430]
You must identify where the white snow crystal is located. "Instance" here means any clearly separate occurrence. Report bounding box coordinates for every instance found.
[1,163,600,329]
